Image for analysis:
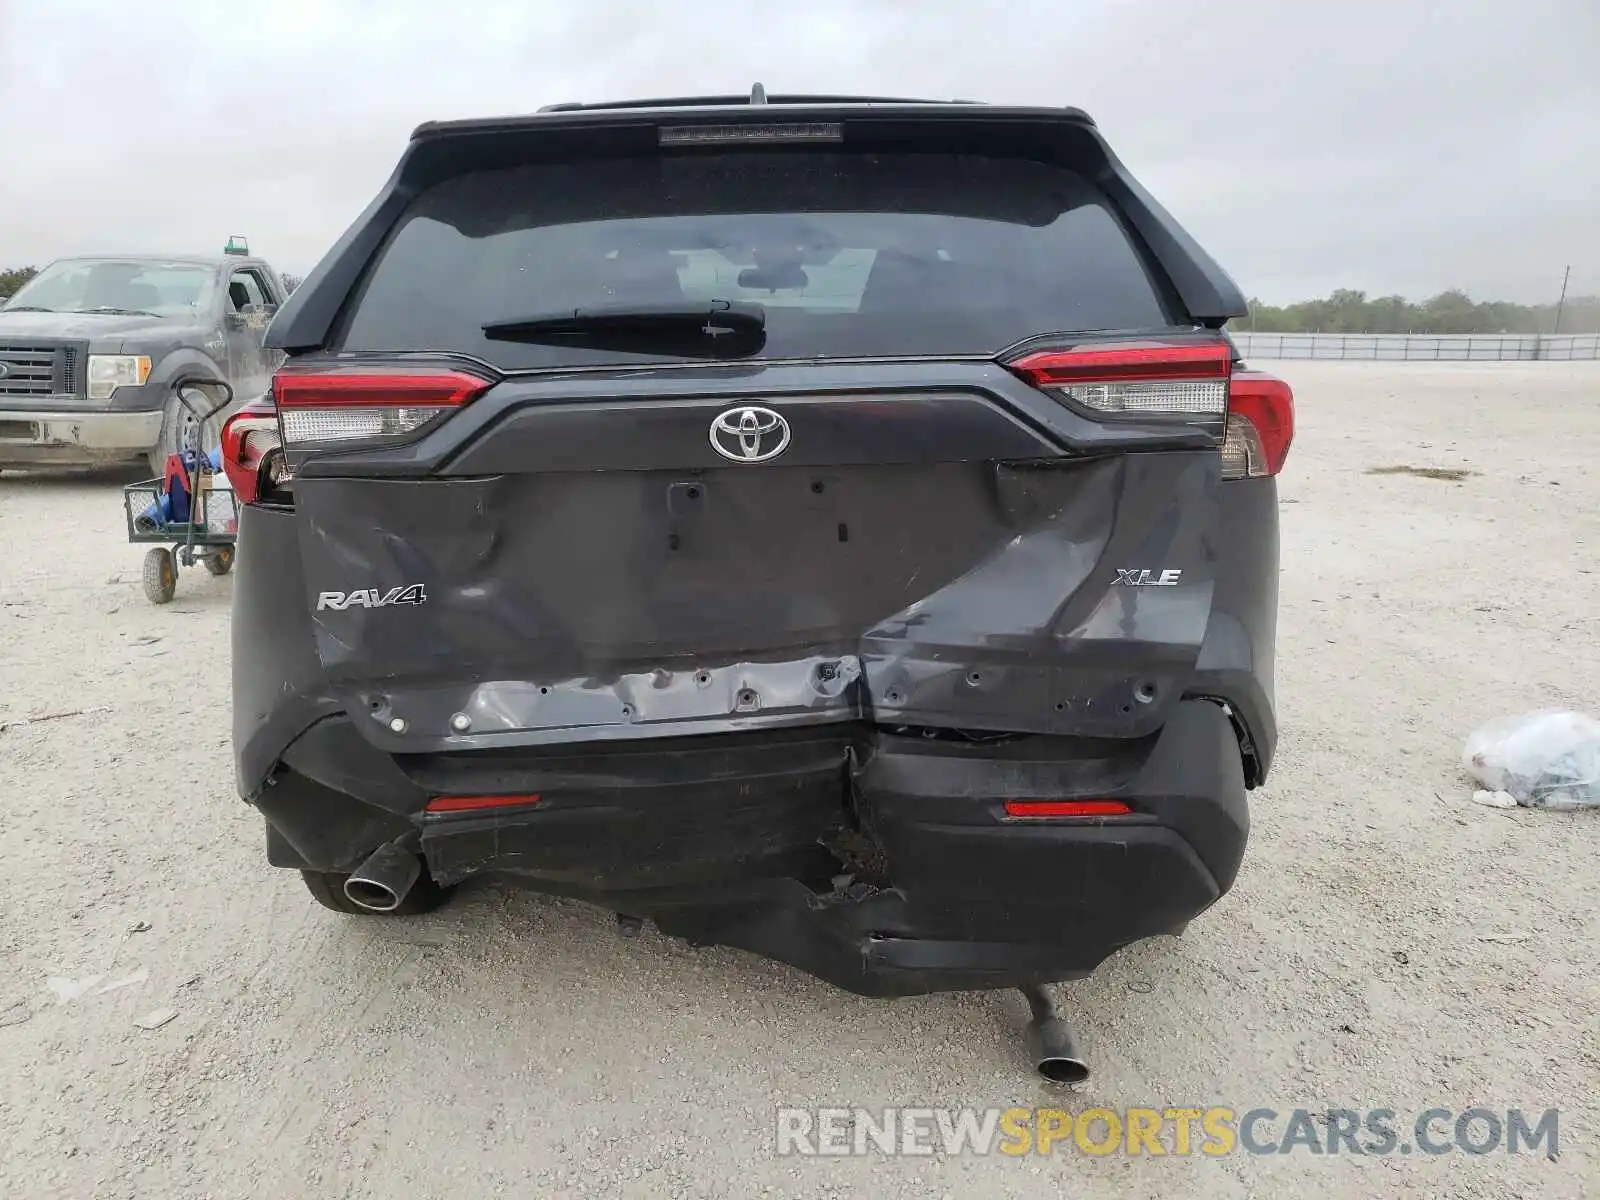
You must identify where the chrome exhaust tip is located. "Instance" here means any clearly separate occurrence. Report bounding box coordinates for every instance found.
[344,840,422,913]
[1020,984,1090,1085]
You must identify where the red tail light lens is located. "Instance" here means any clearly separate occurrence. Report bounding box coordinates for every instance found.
[1004,799,1133,819]
[1222,370,1294,478]
[272,365,491,448]
[1008,342,1231,419]
[220,396,283,504]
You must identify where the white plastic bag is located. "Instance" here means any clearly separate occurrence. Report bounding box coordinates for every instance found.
[1462,710,1600,810]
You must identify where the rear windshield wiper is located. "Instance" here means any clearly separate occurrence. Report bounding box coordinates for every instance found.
[482,299,766,342]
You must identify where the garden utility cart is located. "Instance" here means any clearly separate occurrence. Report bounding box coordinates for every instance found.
[122,378,238,604]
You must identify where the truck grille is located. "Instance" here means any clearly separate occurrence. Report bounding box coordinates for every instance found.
[0,341,88,398]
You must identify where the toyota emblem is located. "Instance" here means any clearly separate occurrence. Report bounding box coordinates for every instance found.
[709,406,791,463]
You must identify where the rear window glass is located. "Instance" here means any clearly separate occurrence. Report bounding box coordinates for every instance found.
[338,152,1172,367]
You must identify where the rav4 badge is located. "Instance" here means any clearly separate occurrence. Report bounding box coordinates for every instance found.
[316,585,428,611]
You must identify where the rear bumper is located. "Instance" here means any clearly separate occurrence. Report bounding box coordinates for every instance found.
[0,408,162,464]
[231,482,1271,996]
[254,700,1246,996]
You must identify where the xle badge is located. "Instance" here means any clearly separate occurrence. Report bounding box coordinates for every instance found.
[1112,570,1183,587]
[316,585,428,611]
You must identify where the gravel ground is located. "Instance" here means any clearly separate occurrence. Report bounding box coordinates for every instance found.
[1,361,1597,1199]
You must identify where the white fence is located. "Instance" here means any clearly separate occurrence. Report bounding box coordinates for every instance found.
[1229,332,1600,361]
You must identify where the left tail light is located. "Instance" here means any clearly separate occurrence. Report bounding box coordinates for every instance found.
[271,364,490,448]
[220,396,287,504]
[223,364,494,506]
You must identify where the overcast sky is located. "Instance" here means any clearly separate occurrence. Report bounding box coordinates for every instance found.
[1,0,1594,304]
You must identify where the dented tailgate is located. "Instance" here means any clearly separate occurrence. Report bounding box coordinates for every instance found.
[291,362,1222,755]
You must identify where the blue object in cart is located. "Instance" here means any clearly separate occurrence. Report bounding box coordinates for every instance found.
[134,492,173,533]
[135,447,224,531]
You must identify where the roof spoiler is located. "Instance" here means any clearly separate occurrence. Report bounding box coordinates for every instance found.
[267,103,1246,352]
[526,82,993,117]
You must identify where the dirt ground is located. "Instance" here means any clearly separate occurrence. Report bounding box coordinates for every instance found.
[1,361,1596,1199]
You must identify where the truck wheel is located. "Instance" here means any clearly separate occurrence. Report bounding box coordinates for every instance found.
[299,869,455,916]
[146,387,222,475]
[141,548,177,604]
[204,546,235,576]
[147,396,184,475]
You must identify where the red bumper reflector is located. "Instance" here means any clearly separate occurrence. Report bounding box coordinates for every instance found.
[1003,799,1133,819]
[425,793,542,814]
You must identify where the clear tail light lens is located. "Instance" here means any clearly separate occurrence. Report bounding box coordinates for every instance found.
[280,406,446,445]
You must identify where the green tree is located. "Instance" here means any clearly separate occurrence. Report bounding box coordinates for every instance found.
[0,265,39,299]
[1231,288,1599,335]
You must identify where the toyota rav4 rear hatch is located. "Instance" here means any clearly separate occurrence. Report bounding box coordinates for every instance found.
[244,104,1288,758]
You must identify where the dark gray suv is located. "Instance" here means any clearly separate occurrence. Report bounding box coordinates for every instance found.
[0,251,288,472]
[221,90,1294,1077]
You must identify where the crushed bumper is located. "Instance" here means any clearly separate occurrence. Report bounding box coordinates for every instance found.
[233,491,1267,996]
[254,699,1247,996]
[0,408,162,465]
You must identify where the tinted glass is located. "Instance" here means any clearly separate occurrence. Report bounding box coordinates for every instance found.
[339,152,1173,367]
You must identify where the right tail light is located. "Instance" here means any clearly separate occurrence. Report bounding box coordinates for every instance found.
[1222,370,1295,479]
[1007,342,1294,480]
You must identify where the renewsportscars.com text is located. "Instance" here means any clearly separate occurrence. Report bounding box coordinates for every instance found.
[775,1106,1559,1159]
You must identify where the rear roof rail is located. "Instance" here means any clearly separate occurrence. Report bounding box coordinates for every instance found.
[536,83,987,114]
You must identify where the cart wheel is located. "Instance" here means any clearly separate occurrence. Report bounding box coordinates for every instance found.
[204,546,235,576]
[142,547,177,604]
